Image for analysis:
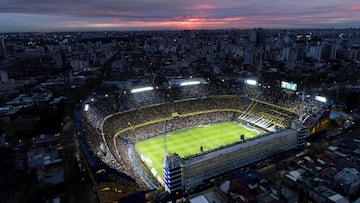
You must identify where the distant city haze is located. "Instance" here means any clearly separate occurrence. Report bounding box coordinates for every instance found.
[0,0,359,32]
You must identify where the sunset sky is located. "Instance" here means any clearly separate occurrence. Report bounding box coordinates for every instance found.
[0,0,359,32]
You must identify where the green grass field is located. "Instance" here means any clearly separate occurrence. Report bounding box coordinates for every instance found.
[135,121,260,179]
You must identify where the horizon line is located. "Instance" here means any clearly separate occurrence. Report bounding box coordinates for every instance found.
[1,26,360,34]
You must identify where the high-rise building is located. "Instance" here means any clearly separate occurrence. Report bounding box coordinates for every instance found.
[330,44,337,60]
[282,47,291,61]
[0,36,6,57]
[55,52,63,69]
[255,29,265,74]
[288,47,295,70]
[244,51,254,65]
[307,46,322,61]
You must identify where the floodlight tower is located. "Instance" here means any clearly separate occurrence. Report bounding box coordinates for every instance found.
[163,121,168,156]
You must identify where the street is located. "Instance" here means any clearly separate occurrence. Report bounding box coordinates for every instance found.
[61,115,98,203]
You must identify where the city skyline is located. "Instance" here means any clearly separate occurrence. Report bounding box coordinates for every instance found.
[0,0,359,32]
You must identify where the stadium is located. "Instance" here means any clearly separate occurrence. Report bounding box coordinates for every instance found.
[79,78,329,199]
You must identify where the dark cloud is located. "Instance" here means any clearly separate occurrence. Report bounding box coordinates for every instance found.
[0,0,359,32]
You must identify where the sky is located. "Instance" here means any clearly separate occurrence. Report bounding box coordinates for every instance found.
[0,0,359,32]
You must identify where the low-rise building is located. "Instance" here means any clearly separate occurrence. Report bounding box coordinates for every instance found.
[308,185,349,203]
[334,168,360,196]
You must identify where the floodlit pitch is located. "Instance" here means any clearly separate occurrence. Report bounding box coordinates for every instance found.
[135,122,260,179]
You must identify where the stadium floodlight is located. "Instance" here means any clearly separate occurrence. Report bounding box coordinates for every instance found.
[245,79,258,86]
[84,104,89,112]
[315,96,327,103]
[130,86,154,93]
[180,81,201,86]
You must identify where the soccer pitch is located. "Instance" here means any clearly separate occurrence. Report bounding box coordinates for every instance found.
[135,121,260,179]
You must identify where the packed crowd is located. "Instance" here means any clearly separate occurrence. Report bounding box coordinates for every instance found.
[81,113,125,172]
[78,117,136,187]
[112,138,155,190]
[299,98,329,127]
[84,79,327,132]
[238,101,295,132]
[122,111,236,142]
[102,96,250,138]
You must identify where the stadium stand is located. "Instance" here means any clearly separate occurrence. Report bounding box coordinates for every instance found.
[80,79,327,192]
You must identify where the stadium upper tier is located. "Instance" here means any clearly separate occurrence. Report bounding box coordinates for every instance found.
[102,96,298,142]
[85,80,305,118]
[108,97,236,135]
[86,79,327,129]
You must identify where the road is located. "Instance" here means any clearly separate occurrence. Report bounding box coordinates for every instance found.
[62,114,99,203]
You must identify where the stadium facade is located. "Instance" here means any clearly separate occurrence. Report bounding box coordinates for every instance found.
[164,121,306,193]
